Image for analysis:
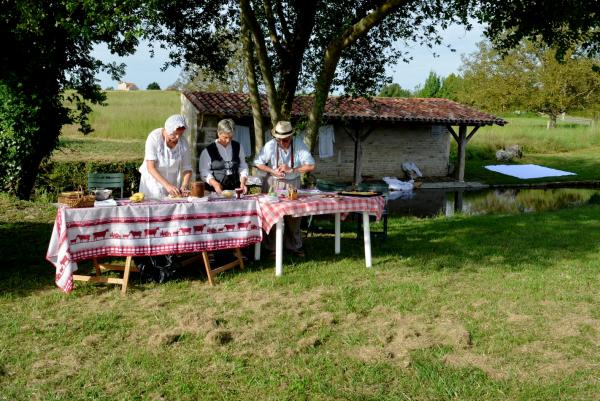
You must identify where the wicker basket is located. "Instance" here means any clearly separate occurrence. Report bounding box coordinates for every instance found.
[58,190,96,208]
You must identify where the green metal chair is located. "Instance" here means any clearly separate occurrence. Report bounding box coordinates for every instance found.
[87,172,125,198]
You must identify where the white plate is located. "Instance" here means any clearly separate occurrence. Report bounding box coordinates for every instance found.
[259,195,280,203]
[187,196,209,202]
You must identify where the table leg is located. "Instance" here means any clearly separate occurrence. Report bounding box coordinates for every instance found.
[254,242,261,261]
[362,212,372,268]
[275,218,284,276]
[121,256,133,294]
[334,213,341,254]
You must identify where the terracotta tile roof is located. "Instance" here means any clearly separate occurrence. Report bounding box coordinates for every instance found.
[183,91,506,126]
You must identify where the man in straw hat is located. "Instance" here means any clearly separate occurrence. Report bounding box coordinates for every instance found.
[254,121,315,258]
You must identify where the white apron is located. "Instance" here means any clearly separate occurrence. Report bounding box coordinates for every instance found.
[139,137,182,199]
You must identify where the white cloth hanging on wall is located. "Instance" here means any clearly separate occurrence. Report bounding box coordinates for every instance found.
[235,125,252,155]
[318,125,335,158]
[264,128,273,143]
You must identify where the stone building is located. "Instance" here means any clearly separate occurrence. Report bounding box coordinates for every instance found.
[116,82,139,91]
[180,91,505,183]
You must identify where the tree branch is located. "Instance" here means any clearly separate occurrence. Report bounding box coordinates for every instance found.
[339,0,406,50]
[305,0,407,152]
[263,0,285,57]
[275,0,291,42]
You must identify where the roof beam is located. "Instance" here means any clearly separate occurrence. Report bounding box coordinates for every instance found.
[466,126,480,143]
[446,125,459,142]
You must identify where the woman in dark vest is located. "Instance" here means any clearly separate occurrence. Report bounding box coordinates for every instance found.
[199,118,248,194]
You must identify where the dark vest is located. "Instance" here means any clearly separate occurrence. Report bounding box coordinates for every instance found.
[205,141,241,191]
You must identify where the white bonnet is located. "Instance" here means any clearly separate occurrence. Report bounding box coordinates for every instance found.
[164,114,187,134]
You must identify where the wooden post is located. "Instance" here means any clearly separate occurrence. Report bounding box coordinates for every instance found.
[455,125,467,182]
[353,133,362,186]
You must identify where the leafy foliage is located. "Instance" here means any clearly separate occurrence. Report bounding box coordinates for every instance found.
[147,0,472,150]
[146,82,161,90]
[476,0,600,58]
[458,40,600,123]
[378,83,412,97]
[437,73,464,101]
[0,0,143,199]
[415,71,442,98]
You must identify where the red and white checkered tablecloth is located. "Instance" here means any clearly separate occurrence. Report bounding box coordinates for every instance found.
[257,194,385,233]
[46,199,262,293]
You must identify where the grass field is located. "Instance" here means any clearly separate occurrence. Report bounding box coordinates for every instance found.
[56,92,600,184]
[3,94,596,399]
[56,91,180,162]
[1,193,600,400]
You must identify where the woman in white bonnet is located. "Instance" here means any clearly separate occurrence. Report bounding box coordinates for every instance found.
[138,114,193,199]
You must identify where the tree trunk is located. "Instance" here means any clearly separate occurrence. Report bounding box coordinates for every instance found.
[305,0,405,153]
[547,114,557,129]
[241,14,264,154]
[305,43,342,153]
[240,0,281,125]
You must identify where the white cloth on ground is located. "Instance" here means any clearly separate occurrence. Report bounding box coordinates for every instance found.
[484,164,576,179]
[388,190,415,200]
[383,176,414,191]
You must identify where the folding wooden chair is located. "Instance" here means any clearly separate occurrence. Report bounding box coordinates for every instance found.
[84,172,133,292]
[88,172,125,198]
[180,249,245,285]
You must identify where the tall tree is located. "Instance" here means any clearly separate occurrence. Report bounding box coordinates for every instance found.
[415,71,442,98]
[0,0,143,199]
[475,0,600,58]
[378,83,411,97]
[459,40,600,126]
[148,0,471,152]
[175,40,249,93]
[437,73,464,101]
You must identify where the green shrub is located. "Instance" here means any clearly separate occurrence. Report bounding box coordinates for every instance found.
[35,160,142,199]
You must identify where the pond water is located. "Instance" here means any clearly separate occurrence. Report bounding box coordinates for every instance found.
[387,187,600,217]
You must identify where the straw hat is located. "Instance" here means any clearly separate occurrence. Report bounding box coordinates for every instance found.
[271,121,294,139]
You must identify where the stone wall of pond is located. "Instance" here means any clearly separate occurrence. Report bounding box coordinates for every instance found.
[387,189,448,217]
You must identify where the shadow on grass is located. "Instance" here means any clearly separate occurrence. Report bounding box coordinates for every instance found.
[4,205,600,296]
[298,205,600,274]
[0,222,56,296]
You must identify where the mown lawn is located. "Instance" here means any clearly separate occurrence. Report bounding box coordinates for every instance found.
[8,96,599,399]
[1,193,599,400]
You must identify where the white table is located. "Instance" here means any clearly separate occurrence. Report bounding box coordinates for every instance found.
[255,194,385,275]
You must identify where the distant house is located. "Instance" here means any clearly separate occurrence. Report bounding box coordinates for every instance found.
[180,92,506,183]
[117,82,139,91]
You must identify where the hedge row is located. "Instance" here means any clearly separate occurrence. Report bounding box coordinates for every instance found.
[36,160,143,198]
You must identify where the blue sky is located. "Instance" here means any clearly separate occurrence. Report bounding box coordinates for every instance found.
[93,23,485,92]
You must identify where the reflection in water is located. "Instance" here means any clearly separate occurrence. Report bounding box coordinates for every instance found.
[387,188,600,218]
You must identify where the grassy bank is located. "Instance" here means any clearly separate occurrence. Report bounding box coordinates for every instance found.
[56,91,181,162]
[1,193,599,400]
[459,114,600,184]
[57,96,600,184]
